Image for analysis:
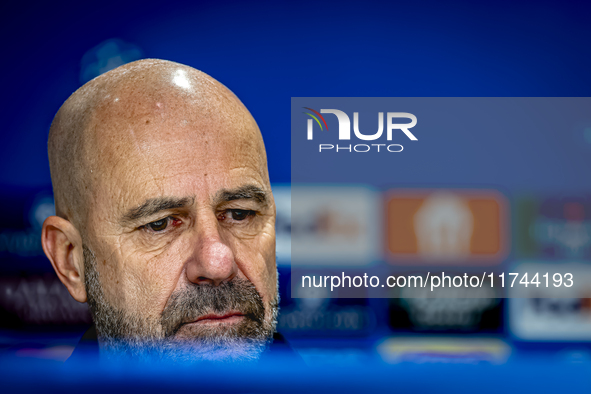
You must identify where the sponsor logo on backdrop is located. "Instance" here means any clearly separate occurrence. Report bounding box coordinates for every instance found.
[0,193,55,257]
[517,197,591,259]
[290,186,379,265]
[277,283,376,336]
[303,107,417,153]
[389,283,502,332]
[80,38,144,84]
[385,189,509,264]
[377,337,510,364]
[509,262,591,341]
[0,276,92,326]
[272,185,291,264]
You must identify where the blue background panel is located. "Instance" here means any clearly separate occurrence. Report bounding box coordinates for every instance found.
[1,0,591,391]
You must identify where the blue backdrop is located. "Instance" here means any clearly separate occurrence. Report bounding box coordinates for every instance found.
[1,0,591,391]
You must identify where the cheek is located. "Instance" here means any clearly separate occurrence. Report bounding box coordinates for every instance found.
[107,236,190,318]
[231,223,277,301]
[88,236,130,311]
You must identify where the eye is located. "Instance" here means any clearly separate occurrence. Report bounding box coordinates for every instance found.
[144,217,177,232]
[226,209,255,221]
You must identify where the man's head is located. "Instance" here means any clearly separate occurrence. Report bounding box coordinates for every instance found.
[41,59,278,362]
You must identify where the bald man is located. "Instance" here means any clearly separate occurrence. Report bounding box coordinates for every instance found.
[41,59,282,363]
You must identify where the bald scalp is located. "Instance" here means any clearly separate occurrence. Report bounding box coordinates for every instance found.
[48,59,268,234]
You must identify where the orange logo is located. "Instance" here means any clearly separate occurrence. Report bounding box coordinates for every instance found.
[385,189,509,264]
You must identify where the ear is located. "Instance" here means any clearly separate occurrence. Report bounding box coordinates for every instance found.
[41,216,87,302]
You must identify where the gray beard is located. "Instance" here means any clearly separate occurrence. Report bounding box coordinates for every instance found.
[82,245,278,364]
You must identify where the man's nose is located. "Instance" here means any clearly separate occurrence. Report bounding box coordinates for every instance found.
[185,214,238,286]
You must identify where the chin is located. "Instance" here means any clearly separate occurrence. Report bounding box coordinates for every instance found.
[101,335,270,364]
[158,336,270,364]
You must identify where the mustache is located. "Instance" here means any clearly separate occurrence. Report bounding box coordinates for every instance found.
[160,278,266,337]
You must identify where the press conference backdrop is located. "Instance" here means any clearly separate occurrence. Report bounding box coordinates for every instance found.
[1,0,591,389]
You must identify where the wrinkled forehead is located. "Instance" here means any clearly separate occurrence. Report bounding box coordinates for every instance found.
[80,85,268,215]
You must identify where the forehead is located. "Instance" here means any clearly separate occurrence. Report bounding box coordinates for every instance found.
[83,91,267,216]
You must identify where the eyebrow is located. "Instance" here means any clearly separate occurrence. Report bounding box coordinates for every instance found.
[120,196,195,225]
[213,185,268,207]
[119,185,268,226]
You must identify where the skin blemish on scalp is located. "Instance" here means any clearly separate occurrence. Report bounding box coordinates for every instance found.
[146,120,150,124]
